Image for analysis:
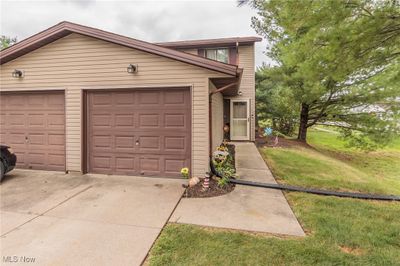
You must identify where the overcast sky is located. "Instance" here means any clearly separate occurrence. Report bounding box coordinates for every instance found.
[0,0,271,67]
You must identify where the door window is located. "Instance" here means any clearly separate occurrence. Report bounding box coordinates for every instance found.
[231,100,249,140]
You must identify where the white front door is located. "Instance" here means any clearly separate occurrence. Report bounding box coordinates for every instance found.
[230,99,250,140]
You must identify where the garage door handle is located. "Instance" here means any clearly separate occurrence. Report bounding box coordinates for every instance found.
[135,140,140,146]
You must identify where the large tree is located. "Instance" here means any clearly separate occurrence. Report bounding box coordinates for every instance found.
[244,0,400,147]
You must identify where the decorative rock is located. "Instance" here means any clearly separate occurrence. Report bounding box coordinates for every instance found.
[188,177,200,187]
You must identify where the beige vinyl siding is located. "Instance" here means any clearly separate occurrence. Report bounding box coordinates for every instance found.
[0,33,229,176]
[210,81,224,151]
[237,45,256,141]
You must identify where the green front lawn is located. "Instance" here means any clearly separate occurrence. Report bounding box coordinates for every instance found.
[147,127,400,266]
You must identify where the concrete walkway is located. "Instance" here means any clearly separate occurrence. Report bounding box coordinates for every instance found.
[170,142,305,236]
[1,170,184,266]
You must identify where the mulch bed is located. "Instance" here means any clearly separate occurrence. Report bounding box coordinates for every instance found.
[183,177,235,198]
[183,143,236,198]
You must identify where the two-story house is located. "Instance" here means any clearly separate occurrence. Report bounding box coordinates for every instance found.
[0,21,261,178]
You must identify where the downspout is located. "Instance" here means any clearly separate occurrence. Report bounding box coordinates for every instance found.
[236,41,239,65]
[209,91,213,157]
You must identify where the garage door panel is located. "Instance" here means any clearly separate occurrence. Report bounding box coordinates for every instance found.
[48,153,65,166]
[49,145,66,152]
[164,90,186,105]
[48,114,65,128]
[114,92,135,105]
[1,133,25,145]
[88,88,191,177]
[92,135,112,149]
[92,93,113,106]
[164,136,186,151]
[115,136,135,149]
[139,157,160,173]
[137,91,161,105]
[48,134,65,146]
[164,113,187,128]
[92,114,112,127]
[138,114,159,128]
[165,159,187,175]
[92,156,112,170]
[115,157,136,172]
[27,133,46,145]
[47,93,65,106]
[28,114,46,127]
[8,114,26,127]
[0,92,65,171]
[115,114,135,127]
[7,95,25,106]
[138,136,160,150]
[28,94,47,106]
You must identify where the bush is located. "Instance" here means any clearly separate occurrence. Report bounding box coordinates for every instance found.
[212,144,236,187]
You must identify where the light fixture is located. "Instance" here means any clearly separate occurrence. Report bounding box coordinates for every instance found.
[127,64,138,74]
[238,90,243,96]
[12,69,24,78]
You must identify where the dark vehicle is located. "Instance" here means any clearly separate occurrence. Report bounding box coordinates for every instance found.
[0,145,17,181]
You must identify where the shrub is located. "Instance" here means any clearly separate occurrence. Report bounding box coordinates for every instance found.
[212,144,236,187]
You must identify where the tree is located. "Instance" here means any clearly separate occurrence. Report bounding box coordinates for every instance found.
[1,36,17,50]
[256,65,298,136]
[243,0,400,147]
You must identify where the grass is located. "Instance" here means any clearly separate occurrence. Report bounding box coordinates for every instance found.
[262,129,400,195]
[148,127,400,266]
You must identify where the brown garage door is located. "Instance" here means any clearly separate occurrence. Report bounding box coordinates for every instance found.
[87,88,191,177]
[0,91,66,171]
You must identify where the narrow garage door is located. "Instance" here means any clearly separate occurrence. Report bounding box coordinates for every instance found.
[0,91,66,171]
[87,88,191,177]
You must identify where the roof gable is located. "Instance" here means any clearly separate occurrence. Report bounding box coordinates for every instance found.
[0,21,239,76]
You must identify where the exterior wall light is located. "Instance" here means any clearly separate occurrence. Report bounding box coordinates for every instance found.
[127,64,138,74]
[12,69,24,78]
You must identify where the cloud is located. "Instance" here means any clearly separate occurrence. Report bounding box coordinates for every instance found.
[0,0,271,66]
[61,0,96,8]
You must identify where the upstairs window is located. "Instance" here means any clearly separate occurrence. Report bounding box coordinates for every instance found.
[206,48,229,63]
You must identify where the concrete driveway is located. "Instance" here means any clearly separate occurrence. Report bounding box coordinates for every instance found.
[1,170,184,266]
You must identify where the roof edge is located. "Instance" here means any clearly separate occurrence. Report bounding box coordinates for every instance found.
[156,36,262,49]
[0,21,239,76]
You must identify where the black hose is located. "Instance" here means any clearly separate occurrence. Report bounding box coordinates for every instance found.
[210,162,400,201]
[229,179,400,201]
